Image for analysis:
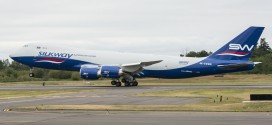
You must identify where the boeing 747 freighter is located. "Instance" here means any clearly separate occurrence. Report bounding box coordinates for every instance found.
[10,27,264,87]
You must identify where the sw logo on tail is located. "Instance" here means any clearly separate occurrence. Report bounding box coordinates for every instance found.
[229,44,254,51]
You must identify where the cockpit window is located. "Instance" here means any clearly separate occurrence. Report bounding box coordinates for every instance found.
[23,45,28,47]
[37,46,41,49]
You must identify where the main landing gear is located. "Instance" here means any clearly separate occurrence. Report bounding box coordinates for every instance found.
[111,80,122,87]
[111,79,138,87]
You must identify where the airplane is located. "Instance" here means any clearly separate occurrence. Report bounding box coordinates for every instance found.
[10,26,264,87]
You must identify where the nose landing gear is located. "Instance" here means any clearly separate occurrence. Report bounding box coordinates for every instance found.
[29,68,35,77]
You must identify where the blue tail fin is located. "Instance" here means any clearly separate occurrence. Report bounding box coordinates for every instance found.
[209,26,264,60]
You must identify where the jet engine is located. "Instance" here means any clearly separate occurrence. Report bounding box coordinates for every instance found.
[80,65,123,80]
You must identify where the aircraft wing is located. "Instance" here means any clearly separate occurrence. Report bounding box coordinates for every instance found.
[121,60,163,73]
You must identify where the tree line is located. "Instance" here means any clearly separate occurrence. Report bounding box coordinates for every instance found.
[184,38,272,74]
[0,60,80,82]
[0,38,271,82]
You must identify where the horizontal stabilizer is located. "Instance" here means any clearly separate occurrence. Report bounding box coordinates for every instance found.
[254,62,262,65]
[217,63,251,70]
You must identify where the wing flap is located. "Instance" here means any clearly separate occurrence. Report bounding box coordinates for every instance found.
[121,60,162,73]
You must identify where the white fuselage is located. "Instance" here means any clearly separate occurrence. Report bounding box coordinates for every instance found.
[11,43,204,71]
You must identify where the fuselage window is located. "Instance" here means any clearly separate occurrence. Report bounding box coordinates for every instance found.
[23,45,28,47]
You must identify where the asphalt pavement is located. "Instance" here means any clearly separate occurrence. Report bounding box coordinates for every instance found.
[0,85,271,125]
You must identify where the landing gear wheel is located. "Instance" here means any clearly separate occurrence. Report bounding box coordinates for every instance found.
[125,82,130,87]
[121,79,126,83]
[111,81,117,85]
[132,81,138,86]
[116,82,122,87]
[29,73,35,77]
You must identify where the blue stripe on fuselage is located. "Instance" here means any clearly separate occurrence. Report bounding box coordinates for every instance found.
[11,56,254,79]
[11,56,98,71]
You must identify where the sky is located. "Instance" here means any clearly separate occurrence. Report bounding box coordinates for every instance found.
[0,0,271,60]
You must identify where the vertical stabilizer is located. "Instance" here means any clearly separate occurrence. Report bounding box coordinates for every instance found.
[209,27,264,60]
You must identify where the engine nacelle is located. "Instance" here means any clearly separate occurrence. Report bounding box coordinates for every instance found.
[80,66,123,80]
[80,67,100,80]
[100,66,122,78]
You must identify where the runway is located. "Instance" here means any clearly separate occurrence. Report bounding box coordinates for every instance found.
[0,85,209,110]
[0,111,271,125]
[0,85,272,125]
[1,85,272,110]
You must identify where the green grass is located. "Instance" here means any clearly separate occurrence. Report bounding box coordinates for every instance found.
[17,102,272,112]
[0,81,92,86]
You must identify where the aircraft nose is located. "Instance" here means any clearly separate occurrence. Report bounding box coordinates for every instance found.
[9,50,17,57]
[9,53,14,58]
[9,54,16,61]
[9,53,14,59]
[9,51,19,61]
